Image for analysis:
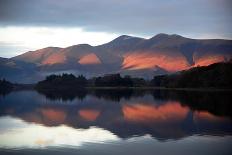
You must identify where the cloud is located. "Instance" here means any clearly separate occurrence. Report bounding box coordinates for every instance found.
[0,0,231,38]
[0,0,231,58]
[0,41,32,58]
[0,27,118,57]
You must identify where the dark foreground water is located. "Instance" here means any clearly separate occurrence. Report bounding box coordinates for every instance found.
[0,89,231,155]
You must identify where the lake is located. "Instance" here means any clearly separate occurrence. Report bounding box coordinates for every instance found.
[0,89,231,155]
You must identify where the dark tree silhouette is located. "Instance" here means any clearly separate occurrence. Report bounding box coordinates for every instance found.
[94,74,133,87]
[151,62,232,88]
[0,79,13,95]
[36,73,87,90]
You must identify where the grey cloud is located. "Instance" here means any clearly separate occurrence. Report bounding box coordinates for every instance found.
[0,42,32,58]
[0,0,232,38]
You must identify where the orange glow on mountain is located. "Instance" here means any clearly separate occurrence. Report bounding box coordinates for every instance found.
[13,47,61,64]
[78,53,101,65]
[193,55,225,67]
[41,109,66,123]
[78,109,101,121]
[122,102,188,123]
[122,52,190,72]
[42,53,66,65]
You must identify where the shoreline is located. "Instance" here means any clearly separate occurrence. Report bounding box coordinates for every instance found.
[86,86,232,92]
[3,84,232,92]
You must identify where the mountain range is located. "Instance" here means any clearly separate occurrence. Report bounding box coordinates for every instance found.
[1,33,232,83]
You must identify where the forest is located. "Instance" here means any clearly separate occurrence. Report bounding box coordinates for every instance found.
[1,61,232,91]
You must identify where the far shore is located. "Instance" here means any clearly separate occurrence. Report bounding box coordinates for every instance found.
[10,84,232,92]
[85,86,232,92]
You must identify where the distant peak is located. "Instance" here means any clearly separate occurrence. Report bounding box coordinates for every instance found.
[46,46,61,49]
[170,34,182,37]
[70,44,92,49]
[154,33,169,38]
[77,44,92,47]
[151,33,183,40]
[110,35,145,44]
[115,35,134,40]
[33,46,61,51]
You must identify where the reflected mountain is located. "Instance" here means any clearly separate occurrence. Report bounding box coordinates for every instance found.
[36,89,232,118]
[151,90,232,117]
[0,89,231,140]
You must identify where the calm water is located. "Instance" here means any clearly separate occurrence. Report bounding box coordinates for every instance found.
[0,89,231,155]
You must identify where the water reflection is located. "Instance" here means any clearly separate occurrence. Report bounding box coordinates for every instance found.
[122,102,189,123]
[79,109,101,121]
[37,89,87,101]
[36,89,232,118]
[0,89,231,143]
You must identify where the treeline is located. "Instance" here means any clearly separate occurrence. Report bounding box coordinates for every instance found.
[151,62,232,88]
[35,61,232,90]
[0,79,13,94]
[36,73,148,90]
[36,74,87,90]
[0,79,13,89]
[94,74,147,87]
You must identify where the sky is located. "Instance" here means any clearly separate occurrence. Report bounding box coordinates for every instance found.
[0,0,231,58]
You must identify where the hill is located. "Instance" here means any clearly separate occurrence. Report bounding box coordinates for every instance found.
[0,33,232,83]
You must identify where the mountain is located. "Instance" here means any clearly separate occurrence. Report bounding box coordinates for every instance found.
[1,33,232,83]
[12,47,62,65]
